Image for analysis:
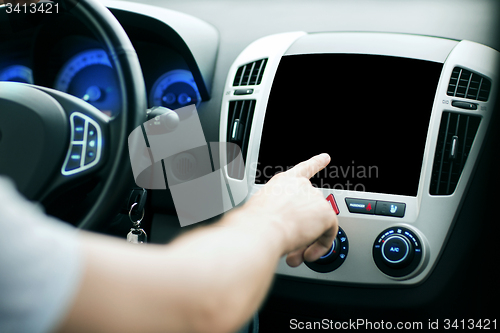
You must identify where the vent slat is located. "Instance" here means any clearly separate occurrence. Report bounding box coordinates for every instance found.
[459,116,470,173]
[240,100,254,163]
[430,112,481,195]
[233,67,244,86]
[478,79,491,101]
[435,112,451,194]
[227,100,256,179]
[239,65,249,86]
[233,58,268,87]
[255,59,268,85]
[245,62,256,86]
[447,67,491,102]
[228,101,241,179]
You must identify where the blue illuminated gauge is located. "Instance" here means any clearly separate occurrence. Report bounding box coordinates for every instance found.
[149,69,201,109]
[0,65,34,84]
[54,49,120,117]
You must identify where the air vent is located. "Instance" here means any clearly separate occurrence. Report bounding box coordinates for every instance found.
[233,59,268,86]
[430,112,481,195]
[227,100,256,179]
[447,67,491,101]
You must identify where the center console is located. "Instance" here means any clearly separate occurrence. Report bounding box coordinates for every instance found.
[220,32,499,285]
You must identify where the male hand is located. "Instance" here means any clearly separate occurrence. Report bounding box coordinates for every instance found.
[243,153,338,267]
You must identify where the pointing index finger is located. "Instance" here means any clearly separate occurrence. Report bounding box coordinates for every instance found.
[287,153,331,179]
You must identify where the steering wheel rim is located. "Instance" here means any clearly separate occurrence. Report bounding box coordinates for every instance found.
[62,0,147,230]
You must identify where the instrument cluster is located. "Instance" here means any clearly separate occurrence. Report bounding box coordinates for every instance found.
[0,35,201,118]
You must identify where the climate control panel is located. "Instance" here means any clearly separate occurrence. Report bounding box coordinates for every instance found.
[303,196,423,279]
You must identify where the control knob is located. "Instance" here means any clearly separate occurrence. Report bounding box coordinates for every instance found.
[305,226,349,273]
[373,227,423,278]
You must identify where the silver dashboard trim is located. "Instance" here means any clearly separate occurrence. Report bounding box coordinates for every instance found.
[220,32,499,285]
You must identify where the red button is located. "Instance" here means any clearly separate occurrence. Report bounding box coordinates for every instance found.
[326,194,340,215]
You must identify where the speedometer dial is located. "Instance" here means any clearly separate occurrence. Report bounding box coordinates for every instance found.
[149,69,201,109]
[54,49,120,117]
[0,65,33,84]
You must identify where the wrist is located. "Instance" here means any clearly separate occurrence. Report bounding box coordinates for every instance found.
[221,205,290,257]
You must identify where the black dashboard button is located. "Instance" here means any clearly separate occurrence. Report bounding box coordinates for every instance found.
[451,100,478,110]
[375,201,405,217]
[234,89,254,95]
[345,198,376,214]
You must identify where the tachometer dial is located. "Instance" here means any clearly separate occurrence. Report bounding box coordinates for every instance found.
[54,49,120,117]
[0,65,33,84]
[149,69,201,109]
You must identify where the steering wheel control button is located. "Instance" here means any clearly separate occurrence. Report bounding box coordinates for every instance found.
[85,146,97,165]
[73,116,85,141]
[326,194,340,214]
[62,112,103,176]
[87,123,97,139]
[66,145,83,171]
[345,198,376,215]
[374,201,405,218]
[305,227,349,273]
[373,227,423,278]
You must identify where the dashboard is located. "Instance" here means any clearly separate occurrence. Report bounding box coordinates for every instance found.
[221,32,499,286]
[139,0,500,325]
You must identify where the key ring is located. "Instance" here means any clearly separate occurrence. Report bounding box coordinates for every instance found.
[129,202,145,228]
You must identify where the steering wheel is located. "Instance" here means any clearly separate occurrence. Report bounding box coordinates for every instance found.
[0,0,146,230]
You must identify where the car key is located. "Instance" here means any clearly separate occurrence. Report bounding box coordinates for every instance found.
[126,203,147,244]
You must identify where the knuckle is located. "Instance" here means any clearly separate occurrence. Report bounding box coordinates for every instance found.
[271,172,285,180]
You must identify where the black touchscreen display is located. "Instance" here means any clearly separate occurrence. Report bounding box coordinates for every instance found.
[256,54,442,196]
